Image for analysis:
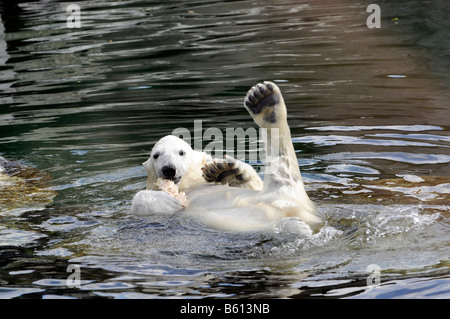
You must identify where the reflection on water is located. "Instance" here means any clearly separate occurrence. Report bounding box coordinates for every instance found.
[0,0,449,298]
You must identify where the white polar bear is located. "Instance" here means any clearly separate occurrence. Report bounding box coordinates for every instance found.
[131,135,263,215]
[132,81,321,235]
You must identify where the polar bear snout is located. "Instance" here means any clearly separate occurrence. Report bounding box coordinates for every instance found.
[161,165,177,180]
[157,162,182,184]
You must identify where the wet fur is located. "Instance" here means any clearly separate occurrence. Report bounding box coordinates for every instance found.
[132,82,321,235]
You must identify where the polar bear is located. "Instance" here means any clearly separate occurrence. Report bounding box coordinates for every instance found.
[131,135,263,215]
[132,81,321,235]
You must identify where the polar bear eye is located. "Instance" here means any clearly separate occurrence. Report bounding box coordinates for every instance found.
[179,150,185,156]
[153,153,159,160]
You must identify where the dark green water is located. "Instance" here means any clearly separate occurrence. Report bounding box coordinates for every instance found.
[0,0,449,299]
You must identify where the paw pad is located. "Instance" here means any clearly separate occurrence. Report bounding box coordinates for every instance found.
[202,156,242,184]
[244,81,278,115]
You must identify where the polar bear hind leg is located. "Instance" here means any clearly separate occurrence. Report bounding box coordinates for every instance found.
[244,82,303,192]
[244,82,320,225]
[199,82,321,232]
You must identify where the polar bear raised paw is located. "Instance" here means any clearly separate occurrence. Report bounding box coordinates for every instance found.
[244,81,287,128]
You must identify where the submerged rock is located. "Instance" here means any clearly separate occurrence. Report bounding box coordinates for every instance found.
[0,156,56,214]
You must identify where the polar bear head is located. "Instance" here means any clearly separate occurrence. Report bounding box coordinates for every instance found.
[142,135,209,191]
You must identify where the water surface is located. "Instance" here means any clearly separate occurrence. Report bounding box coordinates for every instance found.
[0,0,449,299]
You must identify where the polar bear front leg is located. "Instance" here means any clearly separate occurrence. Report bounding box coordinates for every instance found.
[202,155,263,191]
[131,190,184,216]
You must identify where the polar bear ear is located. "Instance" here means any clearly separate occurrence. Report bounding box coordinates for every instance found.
[143,158,158,190]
